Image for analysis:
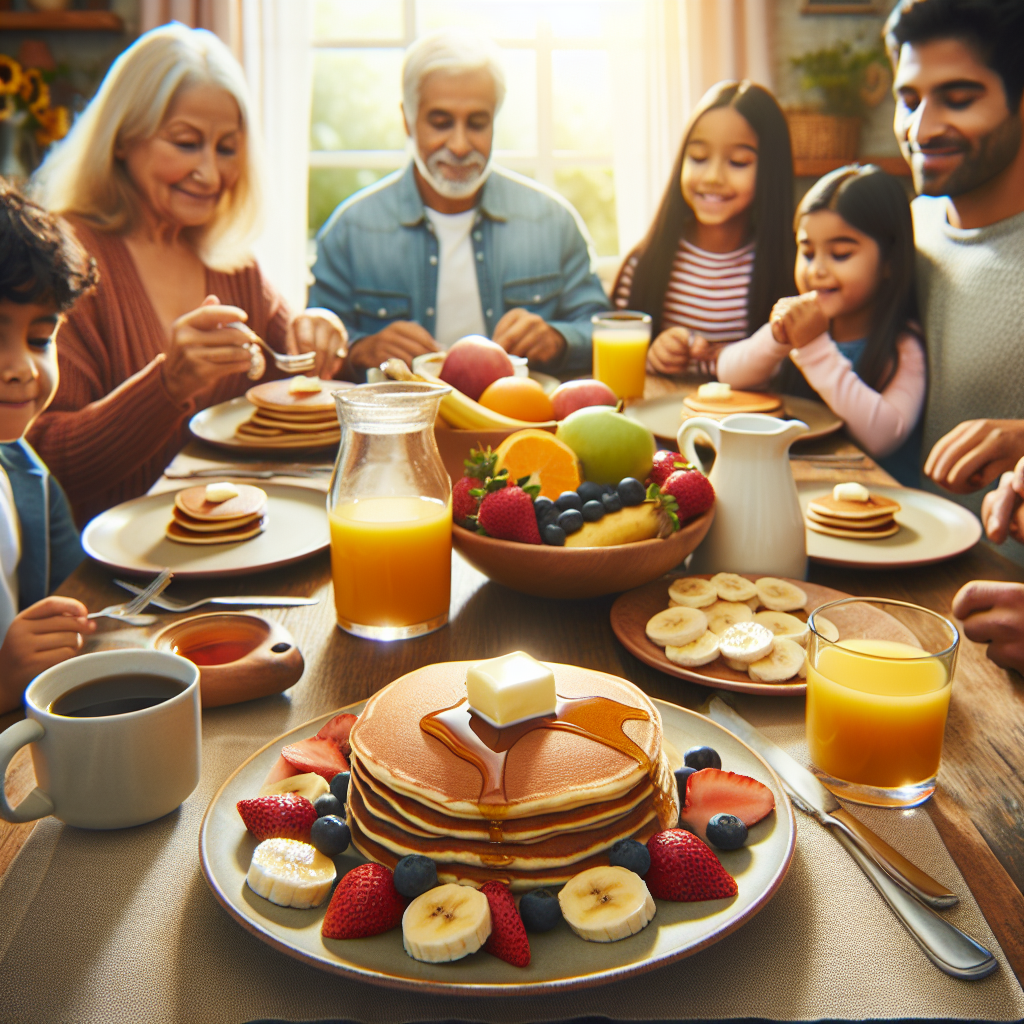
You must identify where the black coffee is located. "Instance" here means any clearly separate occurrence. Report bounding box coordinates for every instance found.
[50,674,187,718]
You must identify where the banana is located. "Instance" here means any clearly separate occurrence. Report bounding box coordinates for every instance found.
[744,595,762,611]
[402,883,492,963]
[258,772,329,802]
[245,838,336,909]
[666,630,721,668]
[798,652,808,678]
[718,622,775,664]
[558,865,656,942]
[813,615,839,642]
[645,606,708,647]
[747,637,806,682]
[722,654,753,672]
[710,572,758,603]
[668,577,718,609]
[755,577,808,612]
[705,600,754,635]
[754,610,810,647]
[566,501,673,547]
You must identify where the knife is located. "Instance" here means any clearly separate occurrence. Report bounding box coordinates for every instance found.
[706,697,957,907]
[706,698,998,980]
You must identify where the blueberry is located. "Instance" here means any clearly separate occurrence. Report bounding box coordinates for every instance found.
[684,745,722,771]
[518,888,563,932]
[313,793,343,818]
[393,854,438,899]
[607,838,651,876]
[543,523,567,546]
[310,815,351,856]
[555,490,583,512]
[706,813,748,850]
[577,481,606,504]
[557,509,584,534]
[581,500,605,522]
[329,771,350,803]
[673,765,697,802]
[617,477,646,506]
[534,497,556,521]
[601,491,623,513]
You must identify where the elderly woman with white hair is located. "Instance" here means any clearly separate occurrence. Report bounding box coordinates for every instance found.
[28,24,346,524]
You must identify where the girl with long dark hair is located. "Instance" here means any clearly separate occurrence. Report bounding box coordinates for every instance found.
[612,80,795,376]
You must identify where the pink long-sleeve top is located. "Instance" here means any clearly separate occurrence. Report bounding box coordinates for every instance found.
[715,322,926,459]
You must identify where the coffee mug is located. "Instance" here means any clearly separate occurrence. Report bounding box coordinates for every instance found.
[0,648,201,829]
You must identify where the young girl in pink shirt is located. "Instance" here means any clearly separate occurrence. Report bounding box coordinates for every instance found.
[716,165,926,484]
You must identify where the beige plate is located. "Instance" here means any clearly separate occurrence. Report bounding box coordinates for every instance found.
[624,391,842,445]
[190,396,341,454]
[798,483,982,569]
[198,692,795,995]
[81,483,329,578]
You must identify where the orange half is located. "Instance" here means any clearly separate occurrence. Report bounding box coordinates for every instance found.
[495,429,581,500]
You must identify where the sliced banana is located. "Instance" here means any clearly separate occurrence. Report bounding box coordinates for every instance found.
[710,572,758,603]
[744,596,762,612]
[754,610,810,647]
[667,577,718,609]
[747,637,806,683]
[718,622,775,664]
[755,577,808,612]
[666,630,721,668]
[258,772,330,802]
[798,652,808,678]
[705,600,754,635]
[812,614,839,642]
[246,838,336,909]
[402,883,492,963]
[722,654,753,672]
[646,606,707,647]
[558,865,656,942]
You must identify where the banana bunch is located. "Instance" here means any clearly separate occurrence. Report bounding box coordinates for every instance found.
[564,501,674,548]
[558,866,656,942]
[246,837,336,909]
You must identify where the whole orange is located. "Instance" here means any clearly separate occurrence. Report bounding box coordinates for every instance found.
[477,376,555,422]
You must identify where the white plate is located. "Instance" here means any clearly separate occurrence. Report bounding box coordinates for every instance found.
[81,483,330,578]
[190,397,340,454]
[199,694,795,995]
[798,482,982,569]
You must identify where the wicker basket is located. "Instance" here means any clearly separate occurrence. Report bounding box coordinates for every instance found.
[786,110,861,162]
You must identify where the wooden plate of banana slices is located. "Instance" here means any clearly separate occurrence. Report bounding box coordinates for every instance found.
[611,573,856,696]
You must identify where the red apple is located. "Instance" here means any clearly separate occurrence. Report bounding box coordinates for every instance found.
[438,336,515,402]
[551,378,618,420]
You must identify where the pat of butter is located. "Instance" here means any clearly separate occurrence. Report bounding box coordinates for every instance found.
[288,375,323,394]
[697,382,731,400]
[466,652,556,728]
[833,482,870,503]
[205,482,240,503]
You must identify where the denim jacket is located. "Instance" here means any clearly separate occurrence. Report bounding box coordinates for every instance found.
[308,164,610,373]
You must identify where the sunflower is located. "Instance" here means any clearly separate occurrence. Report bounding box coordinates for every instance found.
[35,104,69,146]
[19,67,48,110]
[0,93,14,122]
[0,55,21,96]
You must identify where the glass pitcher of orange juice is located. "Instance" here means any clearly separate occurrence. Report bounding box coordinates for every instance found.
[329,382,452,640]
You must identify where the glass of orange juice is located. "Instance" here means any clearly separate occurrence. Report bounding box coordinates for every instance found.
[329,382,452,640]
[591,311,652,400]
[805,598,959,808]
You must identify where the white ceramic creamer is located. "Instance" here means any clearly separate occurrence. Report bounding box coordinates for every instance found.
[678,414,809,578]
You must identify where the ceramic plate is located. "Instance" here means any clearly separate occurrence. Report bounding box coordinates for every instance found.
[190,397,341,454]
[611,574,860,696]
[798,483,982,569]
[199,692,795,995]
[624,392,842,445]
[81,483,329,578]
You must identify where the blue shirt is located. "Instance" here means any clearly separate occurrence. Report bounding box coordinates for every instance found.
[308,164,610,374]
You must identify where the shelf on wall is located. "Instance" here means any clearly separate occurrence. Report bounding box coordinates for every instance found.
[795,156,910,177]
[0,10,124,31]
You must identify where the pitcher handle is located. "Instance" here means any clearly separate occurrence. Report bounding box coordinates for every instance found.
[0,718,54,823]
[678,417,721,477]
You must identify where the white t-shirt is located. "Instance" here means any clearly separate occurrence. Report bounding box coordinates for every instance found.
[0,466,21,646]
[424,207,487,348]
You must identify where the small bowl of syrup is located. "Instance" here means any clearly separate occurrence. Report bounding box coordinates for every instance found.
[153,613,303,708]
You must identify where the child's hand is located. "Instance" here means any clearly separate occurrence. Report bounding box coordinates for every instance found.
[770,293,829,349]
[952,581,1024,676]
[646,328,692,376]
[0,597,95,714]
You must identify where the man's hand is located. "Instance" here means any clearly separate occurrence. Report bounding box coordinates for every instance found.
[348,321,439,371]
[980,457,1024,543]
[647,327,692,375]
[924,419,1024,494]
[770,293,828,349]
[952,580,1024,675]
[288,308,348,379]
[493,309,565,365]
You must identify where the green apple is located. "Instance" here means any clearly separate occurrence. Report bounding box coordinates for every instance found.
[555,407,656,484]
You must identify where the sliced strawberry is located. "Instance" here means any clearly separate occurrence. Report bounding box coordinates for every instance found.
[679,768,775,840]
[315,713,358,760]
[322,863,407,940]
[645,828,738,902]
[237,793,318,842]
[481,881,530,967]
[280,736,349,781]
[261,754,302,789]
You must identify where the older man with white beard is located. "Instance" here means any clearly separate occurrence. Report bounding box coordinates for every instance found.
[309,31,609,377]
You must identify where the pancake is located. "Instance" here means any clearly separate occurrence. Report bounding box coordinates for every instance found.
[248,414,340,434]
[174,484,267,521]
[806,518,900,540]
[246,378,351,413]
[233,430,341,448]
[807,492,901,521]
[683,389,783,416]
[805,508,896,531]
[165,516,266,544]
[171,506,262,533]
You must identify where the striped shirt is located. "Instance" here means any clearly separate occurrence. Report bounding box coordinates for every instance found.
[614,238,756,343]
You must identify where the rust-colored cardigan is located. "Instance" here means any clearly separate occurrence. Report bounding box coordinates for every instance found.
[28,220,291,525]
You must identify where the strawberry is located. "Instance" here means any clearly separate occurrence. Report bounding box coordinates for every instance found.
[237,793,318,842]
[679,768,775,841]
[645,828,738,902]
[280,736,349,780]
[261,754,301,789]
[649,450,688,487]
[322,862,407,940]
[481,881,530,967]
[315,713,358,760]
[453,476,481,527]
[661,468,715,521]
[476,481,542,544]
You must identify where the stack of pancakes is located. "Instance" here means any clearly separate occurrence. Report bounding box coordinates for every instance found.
[682,388,784,420]
[806,491,901,539]
[166,484,268,544]
[234,378,349,449]
[347,662,679,891]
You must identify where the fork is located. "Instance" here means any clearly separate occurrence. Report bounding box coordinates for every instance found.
[88,569,174,624]
[227,321,317,375]
[113,579,319,613]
